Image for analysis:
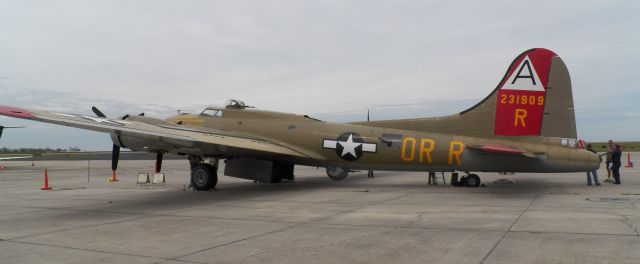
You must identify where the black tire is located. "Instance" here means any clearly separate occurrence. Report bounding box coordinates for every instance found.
[326,166,349,181]
[192,164,218,191]
[456,176,466,186]
[464,174,481,187]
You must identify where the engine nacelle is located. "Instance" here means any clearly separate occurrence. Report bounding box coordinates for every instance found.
[110,133,149,151]
[110,133,196,153]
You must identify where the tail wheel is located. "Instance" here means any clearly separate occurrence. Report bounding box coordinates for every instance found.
[326,166,349,181]
[192,164,218,190]
[464,174,481,187]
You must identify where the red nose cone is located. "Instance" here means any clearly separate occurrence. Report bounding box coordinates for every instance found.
[0,105,36,119]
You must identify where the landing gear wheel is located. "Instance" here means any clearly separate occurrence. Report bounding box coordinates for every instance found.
[326,166,349,181]
[464,174,481,187]
[192,164,218,191]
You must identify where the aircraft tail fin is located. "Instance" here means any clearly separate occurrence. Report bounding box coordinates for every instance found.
[360,48,577,139]
[461,48,576,138]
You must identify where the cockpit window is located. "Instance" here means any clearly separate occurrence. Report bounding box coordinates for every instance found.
[201,109,223,117]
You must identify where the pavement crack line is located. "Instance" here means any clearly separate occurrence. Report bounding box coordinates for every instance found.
[6,211,172,241]
[168,192,413,262]
[479,193,540,264]
[170,220,308,261]
[621,215,639,236]
[2,240,165,261]
[152,258,208,264]
[405,213,425,228]
[225,228,394,264]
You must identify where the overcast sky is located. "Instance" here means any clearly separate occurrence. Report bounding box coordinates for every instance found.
[1,0,638,150]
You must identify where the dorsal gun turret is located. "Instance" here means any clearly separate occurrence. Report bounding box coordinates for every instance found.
[225,99,254,110]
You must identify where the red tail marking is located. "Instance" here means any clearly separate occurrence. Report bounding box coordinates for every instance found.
[494,49,556,136]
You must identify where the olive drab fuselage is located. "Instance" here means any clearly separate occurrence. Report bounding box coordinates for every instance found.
[166,107,599,173]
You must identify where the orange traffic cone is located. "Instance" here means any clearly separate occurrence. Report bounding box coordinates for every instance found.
[626,152,633,168]
[41,169,52,190]
[108,170,119,182]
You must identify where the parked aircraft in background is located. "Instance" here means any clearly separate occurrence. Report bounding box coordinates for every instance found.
[0,48,599,190]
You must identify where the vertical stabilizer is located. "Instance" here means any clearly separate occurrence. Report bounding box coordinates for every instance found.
[539,56,576,138]
[492,48,576,138]
[358,48,577,139]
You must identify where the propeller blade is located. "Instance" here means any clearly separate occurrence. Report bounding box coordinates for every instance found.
[111,144,120,171]
[92,106,107,118]
[155,152,163,173]
[0,126,26,137]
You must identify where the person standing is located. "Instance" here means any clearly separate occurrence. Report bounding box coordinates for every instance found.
[586,144,601,185]
[604,140,614,182]
[611,144,622,184]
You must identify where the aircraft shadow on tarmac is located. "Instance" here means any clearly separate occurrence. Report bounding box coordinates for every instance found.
[64,171,570,216]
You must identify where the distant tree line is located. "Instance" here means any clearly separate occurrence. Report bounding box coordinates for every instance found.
[0,146,82,154]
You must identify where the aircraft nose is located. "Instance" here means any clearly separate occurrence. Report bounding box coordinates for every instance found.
[582,150,601,171]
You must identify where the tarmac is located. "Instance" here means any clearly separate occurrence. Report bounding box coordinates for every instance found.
[0,158,639,264]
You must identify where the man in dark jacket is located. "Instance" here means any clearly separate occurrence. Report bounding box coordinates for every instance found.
[611,144,622,184]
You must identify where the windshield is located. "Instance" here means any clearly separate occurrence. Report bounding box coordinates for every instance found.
[201,109,223,117]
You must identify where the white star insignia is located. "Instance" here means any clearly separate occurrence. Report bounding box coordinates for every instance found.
[323,133,377,161]
[338,134,362,158]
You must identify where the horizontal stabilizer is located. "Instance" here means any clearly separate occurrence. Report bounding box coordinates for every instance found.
[467,144,539,158]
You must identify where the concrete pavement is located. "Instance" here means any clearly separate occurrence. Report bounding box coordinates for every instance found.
[0,158,638,263]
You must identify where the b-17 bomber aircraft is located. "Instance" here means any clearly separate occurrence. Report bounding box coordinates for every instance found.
[0,48,599,190]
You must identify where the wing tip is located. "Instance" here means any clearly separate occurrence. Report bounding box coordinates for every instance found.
[0,105,36,119]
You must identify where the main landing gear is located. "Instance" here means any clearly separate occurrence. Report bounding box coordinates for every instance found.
[326,166,349,181]
[189,155,219,191]
[452,172,481,187]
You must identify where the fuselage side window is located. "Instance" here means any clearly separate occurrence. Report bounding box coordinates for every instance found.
[561,138,578,148]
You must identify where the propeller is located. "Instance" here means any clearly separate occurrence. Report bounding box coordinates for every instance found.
[91,106,163,175]
[0,125,26,139]
[92,106,121,179]
[91,106,106,118]
[111,144,120,172]
[155,152,163,173]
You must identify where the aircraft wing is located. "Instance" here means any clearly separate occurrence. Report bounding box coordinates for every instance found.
[0,105,318,159]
